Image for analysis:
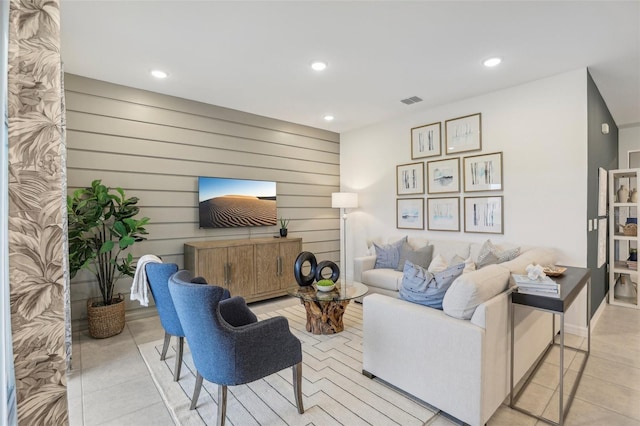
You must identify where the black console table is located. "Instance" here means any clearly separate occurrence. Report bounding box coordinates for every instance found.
[509,266,591,426]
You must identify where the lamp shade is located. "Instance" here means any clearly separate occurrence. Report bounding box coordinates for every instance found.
[332,192,358,209]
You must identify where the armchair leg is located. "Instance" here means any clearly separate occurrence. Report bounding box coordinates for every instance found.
[293,362,304,414]
[173,336,184,381]
[190,372,203,410]
[160,332,171,361]
[217,385,227,426]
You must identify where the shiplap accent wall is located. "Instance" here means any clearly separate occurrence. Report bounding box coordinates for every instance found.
[65,74,340,324]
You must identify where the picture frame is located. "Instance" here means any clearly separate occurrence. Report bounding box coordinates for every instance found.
[411,122,441,159]
[464,196,503,234]
[396,162,425,195]
[445,113,482,154]
[427,197,460,232]
[397,198,424,230]
[427,157,460,194]
[598,167,607,217]
[463,152,503,192]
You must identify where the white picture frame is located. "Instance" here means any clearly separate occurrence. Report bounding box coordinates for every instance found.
[598,167,607,216]
[396,162,425,195]
[463,152,503,192]
[411,122,441,159]
[397,198,424,230]
[427,157,460,194]
[427,197,460,232]
[445,113,482,154]
[464,196,503,234]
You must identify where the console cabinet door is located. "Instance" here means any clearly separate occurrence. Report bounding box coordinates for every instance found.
[279,240,301,289]
[197,247,227,287]
[227,244,255,298]
[255,242,280,294]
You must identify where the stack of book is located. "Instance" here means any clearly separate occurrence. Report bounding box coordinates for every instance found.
[512,274,560,297]
[627,260,637,270]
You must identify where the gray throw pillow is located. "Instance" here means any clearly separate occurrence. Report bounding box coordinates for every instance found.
[399,260,464,309]
[476,240,521,269]
[374,236,408,269]
[396,244,434,271]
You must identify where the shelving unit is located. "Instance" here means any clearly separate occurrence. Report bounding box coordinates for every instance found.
[608,168,639,308]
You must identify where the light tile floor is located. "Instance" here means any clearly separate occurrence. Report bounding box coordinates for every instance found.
[68,297,640,425]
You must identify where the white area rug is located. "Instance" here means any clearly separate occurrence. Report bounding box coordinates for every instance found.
[138,303,438,425]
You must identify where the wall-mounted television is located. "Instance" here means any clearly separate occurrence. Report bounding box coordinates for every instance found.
[198,177,277,228]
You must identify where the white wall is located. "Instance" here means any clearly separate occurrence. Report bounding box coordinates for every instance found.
[341,69,590,328]
[619,125,640,168]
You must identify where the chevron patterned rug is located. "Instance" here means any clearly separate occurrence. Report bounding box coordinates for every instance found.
[138,302,438,425]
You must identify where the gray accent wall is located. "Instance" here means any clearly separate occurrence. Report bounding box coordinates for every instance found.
[65,74,340,323]
[587,71,618,318]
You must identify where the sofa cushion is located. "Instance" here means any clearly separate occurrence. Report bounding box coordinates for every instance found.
[500,247,557,274]
[429,240,471,262]
[374,236,408,269]
[400,261,465,309]
[476,239,520,269]
[397,244,434,271]
[362,268,403,291]
[442,264,511,320]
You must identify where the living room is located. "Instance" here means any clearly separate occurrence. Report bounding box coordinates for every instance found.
[3,1,640,425]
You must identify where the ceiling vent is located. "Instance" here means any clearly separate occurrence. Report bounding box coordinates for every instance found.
[400,96,423,105]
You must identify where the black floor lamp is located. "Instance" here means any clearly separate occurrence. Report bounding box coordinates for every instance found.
[331,192,358,287]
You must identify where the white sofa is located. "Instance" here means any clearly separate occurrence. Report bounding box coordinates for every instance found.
[359,237,557,426]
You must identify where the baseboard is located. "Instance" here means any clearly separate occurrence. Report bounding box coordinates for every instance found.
[72,306,159,332]
[563,297,606,337]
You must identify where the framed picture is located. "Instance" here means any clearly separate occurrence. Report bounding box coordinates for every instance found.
[427,197,460,231]
[427,157,460,194]
[396,162,425,195]
[464,196,503,234]
[397,198,424,230]
[411,122,441,159]
[445,113,482,154]
[598,167,607,216]
[463,152,503,192]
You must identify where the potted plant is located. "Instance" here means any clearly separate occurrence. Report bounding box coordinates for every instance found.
[67,180,150,338]
[279,218,290,237]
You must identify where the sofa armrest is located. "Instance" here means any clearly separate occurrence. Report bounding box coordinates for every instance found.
[354,255,376,282]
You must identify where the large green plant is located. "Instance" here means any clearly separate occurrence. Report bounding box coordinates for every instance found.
[67,180,150,306]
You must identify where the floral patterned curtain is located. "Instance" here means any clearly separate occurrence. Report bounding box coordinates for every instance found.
[7,0,68,424]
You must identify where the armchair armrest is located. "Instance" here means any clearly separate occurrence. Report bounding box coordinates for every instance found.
[354,255,376,282]
[219,296,258,327]
[229,315,302,383]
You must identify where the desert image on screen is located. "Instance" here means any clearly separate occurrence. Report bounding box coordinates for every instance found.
[198,177,277,228]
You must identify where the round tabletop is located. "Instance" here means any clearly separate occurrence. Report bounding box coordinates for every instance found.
[287,281,368,302]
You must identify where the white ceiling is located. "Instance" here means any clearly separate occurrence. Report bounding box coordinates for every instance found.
[60,1,640,134]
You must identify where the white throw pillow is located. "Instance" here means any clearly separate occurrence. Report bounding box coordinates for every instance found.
[428,254,449,273]
[442,264,510,320]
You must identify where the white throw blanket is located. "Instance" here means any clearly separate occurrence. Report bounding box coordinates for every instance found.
[130,254,163,306]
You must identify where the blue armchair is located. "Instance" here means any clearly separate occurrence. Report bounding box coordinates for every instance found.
[145,263,184,381]
[168,270,304,426]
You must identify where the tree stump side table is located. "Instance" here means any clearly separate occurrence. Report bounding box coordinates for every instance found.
[287,281,368,335]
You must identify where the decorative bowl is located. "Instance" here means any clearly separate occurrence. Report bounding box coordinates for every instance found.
[543,266,567,277]
[316,283,336,292]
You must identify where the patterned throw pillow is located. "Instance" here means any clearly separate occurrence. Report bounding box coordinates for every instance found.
[373,236,408,269]
[396,244,434,271]
[476,240,520,269]
[399,261,465,309]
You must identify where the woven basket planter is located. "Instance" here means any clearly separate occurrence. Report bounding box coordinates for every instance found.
[624,223,637,236]
[87,295,125,339]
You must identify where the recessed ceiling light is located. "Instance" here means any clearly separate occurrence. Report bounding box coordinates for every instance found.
[323,115,334,121]
[150,69,168,79]
[311,61,328,71]
[483,57,502,68]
